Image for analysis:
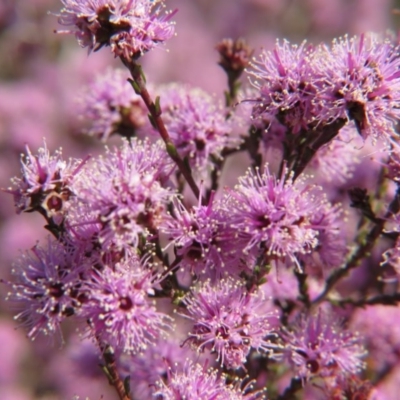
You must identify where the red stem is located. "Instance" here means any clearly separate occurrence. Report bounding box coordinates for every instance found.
[123,59,201,201]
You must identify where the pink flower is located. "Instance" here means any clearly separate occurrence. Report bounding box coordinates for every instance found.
[77,68,148,140]
[70,138,175,251]
[57,0,176,59]
[223,165,342,271]
[281,308,366,380]
[321,33,400,141]
[5,238,85,340]
[6,142,86,221]
[153,360,266,399]
[181,277,278,369]
[81,260,172,354]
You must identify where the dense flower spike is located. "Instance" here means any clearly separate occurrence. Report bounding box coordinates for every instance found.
[281,309,366,380]
[182,278,278,369]
[321,33,400,140]
[224,165,341,270]
[82,260,172,354]
[78,68,148,140]
[156,83,240,176]
[153,361,266,400]
[7,142,85,220]
[57,0,176,59]
[5,238,85,339]
[71,138,175,251]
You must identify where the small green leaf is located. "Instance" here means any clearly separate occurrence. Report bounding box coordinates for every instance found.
[128,78,141,95]
[166,142,178,159]
[154,96,162,116]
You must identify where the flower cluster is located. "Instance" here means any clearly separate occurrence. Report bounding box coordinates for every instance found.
[70,138,175,252]
[281,309,366,381]
[248,33,400,142]
[181,278,278,369]
[82,260,172,354]
[77,68,148,140]
[7,142,85,221]
[321,34,400,140]
[4,2,400,399]
[57,0,176,59]
[223,165,344,271]
[153,361,265,400]
[5,238,85,340]
[160,192,249,279]
[156,83,240,176]
[248,40,323,133]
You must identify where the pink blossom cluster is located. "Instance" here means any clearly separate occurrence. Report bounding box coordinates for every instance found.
[1,1,400,400]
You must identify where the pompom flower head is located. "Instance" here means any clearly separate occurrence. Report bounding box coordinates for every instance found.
[182,278,278,369]
[5,238,84,340]
[160,192,248,279]
[71,138,175,251]
[153,361,266,400]
[156,83,240,177]
[224,165,342,271]
[247,40,325,133]
[57,0,177,59]
[6,142,85,221]
[281,308,366,381]
[78,68,148,141]
[82,259,172,354]
[321,33,400,141]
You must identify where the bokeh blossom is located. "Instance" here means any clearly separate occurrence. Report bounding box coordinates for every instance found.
[5,238,85,340]
[57,0,176,59]
[281,308,366,381]
[385,144,400,184]
[77,67,148,140]
[308,124,361,184]
[156,83,241,177]
[351,305,400,373]
[182,278,278,369]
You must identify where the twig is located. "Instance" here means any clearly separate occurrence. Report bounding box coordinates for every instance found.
[294,270,310,308]
[122,59,201,201]
[313,186,400,306]
[329,292,400,307]
[98,342,131,400]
